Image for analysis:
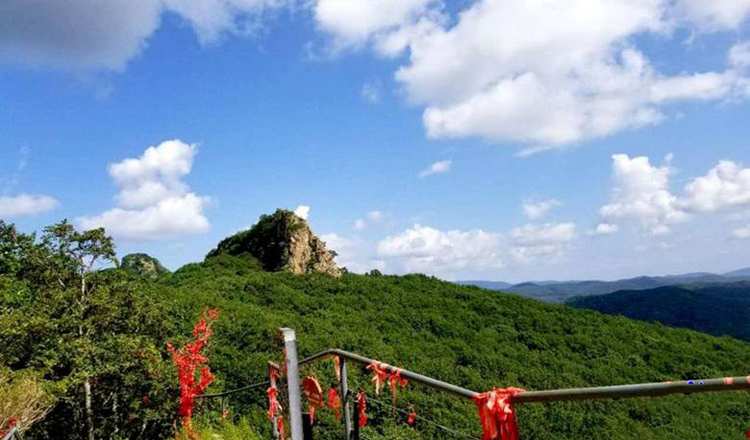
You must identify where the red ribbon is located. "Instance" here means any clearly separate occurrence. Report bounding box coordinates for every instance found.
[357,391,368,427]
[407,411,417,425]
[473,388,525,440]
[328,388,341,420]
[388,368,408,407]
[302,376,325,424]
[368,361,388,395]
[278,415,285,440]
[267,386,282,421]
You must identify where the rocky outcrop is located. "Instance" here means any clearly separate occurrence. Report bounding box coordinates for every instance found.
[121,253,169,279]
[206,209,342,277]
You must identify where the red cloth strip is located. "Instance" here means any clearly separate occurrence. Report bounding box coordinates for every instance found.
[473,388,525,440]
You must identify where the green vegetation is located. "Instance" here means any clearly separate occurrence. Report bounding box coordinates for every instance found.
[3,218,750,439]
[568,282,750,340]
[206,209,305,272]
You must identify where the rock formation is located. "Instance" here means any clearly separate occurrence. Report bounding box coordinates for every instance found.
[207,209,342,277]
[121,253,170,279]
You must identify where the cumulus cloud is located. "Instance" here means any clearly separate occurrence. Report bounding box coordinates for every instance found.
[0,194,59,217]
[321,232,385,273]
[597,154,750,235]
[312,0,441,53]
[510,222,576,264]
[78,140,210,240]
[377,224,504,276]
[599,154,688,235]
[679,160,750,213]
[418,159,451,178]
[0,0,286,71]
[674,0,750,30]
[309,0,750,150]
[400,0,750,149]
[294,205,310,220]
[522,199,562,220]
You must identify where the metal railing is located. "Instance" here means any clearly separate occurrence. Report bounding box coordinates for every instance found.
[266,332,750,440]
[199,328,750,440]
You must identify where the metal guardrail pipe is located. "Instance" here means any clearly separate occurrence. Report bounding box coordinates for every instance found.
[514,376,750,404]
[197,380,270,398]
[296,349,477,400]
[294,348,750,405]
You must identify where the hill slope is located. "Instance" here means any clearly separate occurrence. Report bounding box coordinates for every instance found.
[159,255,750,440]
[568,282,750,341]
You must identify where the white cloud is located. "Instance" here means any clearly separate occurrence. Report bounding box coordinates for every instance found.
[398,0,750,149]
[674,0,750,30]
[162,0,288,44]
[522,199,562,220]
[307,0,750,150]
[730,41,750,71]
[294,205,310,220]
[353,210,384,230]
[77,139,210,240]
[108,140,196,209]
[0,0,286,71]
[591,223,619,235]
[418,159,451,178]
[0,194,59,217]
[377,224,504,276]
[312,0,441,53]
[679,160,750,213]
[510,222,576,264]
[79,193,210,239]
[599,154,688,235]
[320,232,385,273]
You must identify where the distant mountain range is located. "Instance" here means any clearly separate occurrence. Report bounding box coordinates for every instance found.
[457,268,750,303]
[567,281,750,341]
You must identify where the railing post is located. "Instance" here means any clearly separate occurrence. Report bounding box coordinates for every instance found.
[340,358,352,440]
[280,328,304,440]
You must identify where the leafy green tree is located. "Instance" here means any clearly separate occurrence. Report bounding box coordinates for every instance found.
[0,221,178,440]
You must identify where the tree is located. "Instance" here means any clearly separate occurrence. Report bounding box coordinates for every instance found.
[0,221,177,440]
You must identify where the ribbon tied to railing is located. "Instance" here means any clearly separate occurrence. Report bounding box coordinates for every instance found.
[267,385,285,439]
[328,387,341,420]
[388,368,408,408]
[302,376,325,424]
[473,387,525,440]
[368,361,388,395]
[357,391,368,427]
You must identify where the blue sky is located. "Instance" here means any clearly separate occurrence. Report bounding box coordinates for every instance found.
[2,0,750,282]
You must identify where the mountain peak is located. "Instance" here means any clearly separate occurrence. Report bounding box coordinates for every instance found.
[206,209,342,277]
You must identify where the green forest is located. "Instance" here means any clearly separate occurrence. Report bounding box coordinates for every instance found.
[3,219,750,440]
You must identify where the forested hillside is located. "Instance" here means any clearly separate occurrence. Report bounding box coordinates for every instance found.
[3,219,750,440]
[568,282,750,341]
